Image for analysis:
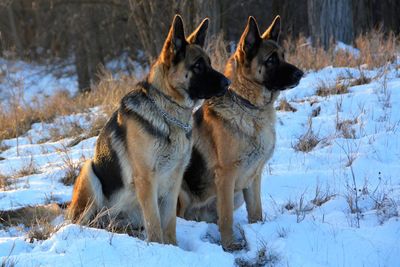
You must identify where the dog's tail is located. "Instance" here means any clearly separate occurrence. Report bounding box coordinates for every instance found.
[67,160,104,223]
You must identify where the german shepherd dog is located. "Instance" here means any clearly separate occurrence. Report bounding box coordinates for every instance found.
[178,16,303,250]
[68,15,230,245]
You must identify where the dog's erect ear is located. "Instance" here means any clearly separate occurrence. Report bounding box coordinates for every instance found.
[262,15,281,42]
[187,18,209,47]
[161,14,188,64]
[239,16,262,61]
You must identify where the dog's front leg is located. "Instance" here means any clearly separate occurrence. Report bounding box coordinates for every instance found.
[160,171,183,245]
[243,168,263,223]
[135,174,163,243]
[215,167,241,251]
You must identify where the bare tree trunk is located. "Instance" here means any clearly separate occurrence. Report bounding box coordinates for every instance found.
[129,0,175,60]
[75,42,91,93]
[371,0,400,34]
[308,0,354,49]
[7,4,23,55]
[272,0,308,38]
[204,0,222,37]
[87,15,104,85]
[352,0,373,35]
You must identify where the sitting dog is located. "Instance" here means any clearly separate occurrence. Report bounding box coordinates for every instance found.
[178,16,303,250]
[68,15,230,245]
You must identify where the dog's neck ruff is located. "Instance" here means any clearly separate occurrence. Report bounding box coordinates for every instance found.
[142,81,192,134]
[228,89,259,110]
[228,89,274,115]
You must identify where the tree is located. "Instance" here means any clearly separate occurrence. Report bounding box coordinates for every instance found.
[308,0,354,49]
[352,0,373,36]
[272,0,308,38]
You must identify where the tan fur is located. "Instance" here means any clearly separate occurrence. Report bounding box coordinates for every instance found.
[179,16,302,250]
[68,15,227,245]
[180,60,278,250]
[68,161,102,223]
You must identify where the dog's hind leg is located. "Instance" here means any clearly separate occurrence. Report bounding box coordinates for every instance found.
[68,161,103,224]
[177,182,191,218]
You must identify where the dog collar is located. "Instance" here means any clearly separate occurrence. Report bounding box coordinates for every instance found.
[229,88,276,113]
[147,96,192,133]
[142,82,192,134]
[229,89,261,110]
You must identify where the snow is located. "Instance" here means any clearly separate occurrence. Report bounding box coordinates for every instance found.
[1,60,400,266]
[335,41,361,57]
[0,224,234,267]
[0,59,77,106]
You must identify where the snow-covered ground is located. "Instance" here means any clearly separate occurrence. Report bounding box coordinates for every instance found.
[0,59,77,106]
[0,61,399,266]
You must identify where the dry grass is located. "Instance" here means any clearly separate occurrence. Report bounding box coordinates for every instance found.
[12,157,39,178]
[316,80,349,97]
[0,143,10,153]
[294,133,320,152]
[235,241,280,267]
[355,30,398,69]
[60,167,79,187]
[0,159,39,191]
[312,184,336,207]
[0,71,136,141]
[67,115,108,147]
[48,121,85,142]
[206,33,230,73]
[71,205,144,238]
[336,119,357,139]
[374,192,398,224]
[0,173,11,190]
[0,204,63,244]
[26,221,56,242]
[348,72,372,87]
[284,29,398,71]
[58,145,86,186]
[0,204,62,228]
[276,99,297,112]
[86,115,108,138]
[293,119,320,153]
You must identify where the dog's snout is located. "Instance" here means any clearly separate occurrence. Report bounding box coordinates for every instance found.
[221,77,231,89]
[214,77,230,97]
[294,69,304,80]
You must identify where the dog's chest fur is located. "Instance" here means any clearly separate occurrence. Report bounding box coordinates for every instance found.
[154,125,192,173]
[209,96,276,189]
[239,123,275,166]
[121,89,192,175]
[94,87,192,207]
[233,117,276,189]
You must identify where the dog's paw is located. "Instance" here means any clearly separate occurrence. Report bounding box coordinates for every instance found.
[222,241,244,252]
[248,216,263,224]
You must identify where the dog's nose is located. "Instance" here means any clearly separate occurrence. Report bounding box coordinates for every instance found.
[221,77,231,89]
[294,69,304,80]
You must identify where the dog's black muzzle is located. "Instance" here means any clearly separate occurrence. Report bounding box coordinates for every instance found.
[189,68,230,99]
[265,62,304,91]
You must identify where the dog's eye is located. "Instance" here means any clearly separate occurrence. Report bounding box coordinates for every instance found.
[265,54,278,66]
[192,60,204,74]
